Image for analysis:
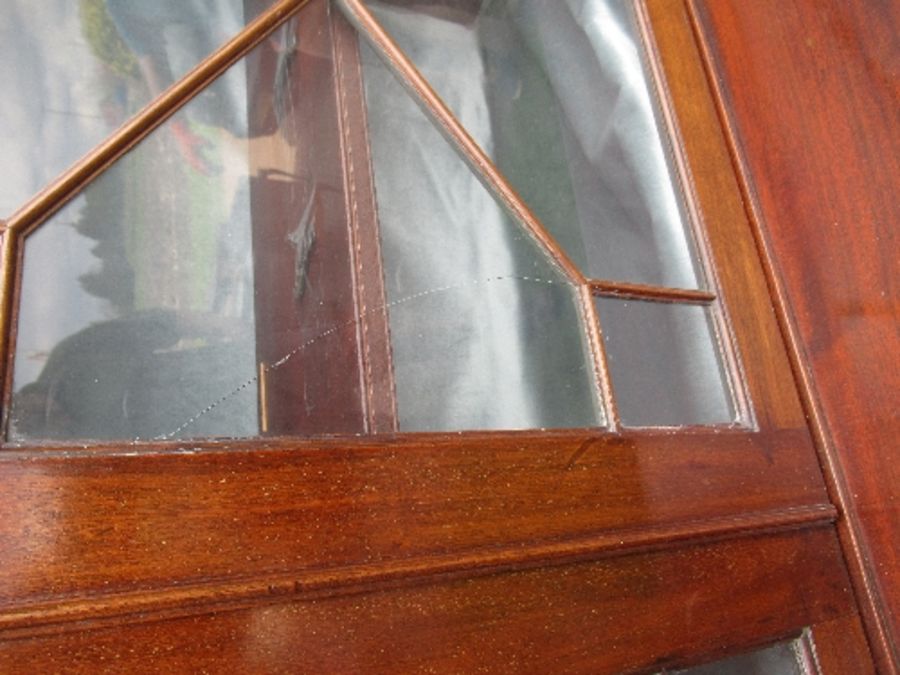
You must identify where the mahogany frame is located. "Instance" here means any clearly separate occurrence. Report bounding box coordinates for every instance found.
[0,0,877,672]
[688,1,899,670]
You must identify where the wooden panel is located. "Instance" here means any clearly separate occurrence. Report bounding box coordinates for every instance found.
[248,0,367,436]
[693,1,900,669]
[0,428,829,625]
[0,529,856,674]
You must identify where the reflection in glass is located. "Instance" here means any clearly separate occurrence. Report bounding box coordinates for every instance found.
[9,3,369,442]
[361,0,702,288]
[0,0,274,216]
[596,298,734,427]
[360,40,602,431]
[670,640,807,675]
[8,0,604,443]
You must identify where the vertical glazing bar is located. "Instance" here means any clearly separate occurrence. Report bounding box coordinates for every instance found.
[332,7,400,433]
[0,232,20,440]
[580,285,621,430]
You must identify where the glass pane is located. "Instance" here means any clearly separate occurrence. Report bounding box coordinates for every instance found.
[0,0,275,216]
[670,640,806,675]
[360,40,602,431]
[596,298,734,426]
[360,0,702,288]
[9,2,369,442]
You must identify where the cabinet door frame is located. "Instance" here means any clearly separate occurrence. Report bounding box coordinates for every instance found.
[0,0,875,672]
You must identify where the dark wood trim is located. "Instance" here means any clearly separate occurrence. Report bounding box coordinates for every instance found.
[0,423,800,456]
[578,284,621,429]
[247,0,370,437]
[686,2,898,671]
[636,0,756,429]
[809,616,878,675]
[634,0,719,296]
[641,0,807,435]
[796,629,824,675]
[0,427,830,621]
[589,279,716,304]
[332,9,399,433]
[0,503,835,637]
[0,233,23,440]
[0,529,858,674]
[0,233,16,433]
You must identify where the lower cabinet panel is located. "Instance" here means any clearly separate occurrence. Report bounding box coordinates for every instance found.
[0,528,868,674]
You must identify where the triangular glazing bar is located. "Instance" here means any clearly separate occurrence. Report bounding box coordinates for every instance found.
[334,0,586,287]
[6,0,309,237]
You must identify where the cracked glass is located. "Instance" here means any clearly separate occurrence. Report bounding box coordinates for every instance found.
[7,2,601,442]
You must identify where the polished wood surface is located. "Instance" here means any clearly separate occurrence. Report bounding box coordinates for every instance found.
[0,429,829,625]
[0,529,858,674]
[590,280,717,305]
[695,1,900,669]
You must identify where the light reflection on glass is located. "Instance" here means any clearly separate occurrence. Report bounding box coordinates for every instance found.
[0,0,275,217]
[596,297,734,426]
[361,0,703,288]
[360,38,603,431]
[8,5,370,442]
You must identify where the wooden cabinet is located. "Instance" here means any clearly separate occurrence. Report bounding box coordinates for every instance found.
[0,0,894,672]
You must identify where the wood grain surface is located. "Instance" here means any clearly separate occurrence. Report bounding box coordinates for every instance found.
[0,528,858,674]
[0,429,828,623]
[694,1,900,669]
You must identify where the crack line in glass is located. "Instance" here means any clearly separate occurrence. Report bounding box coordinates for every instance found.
[156,273,569,441]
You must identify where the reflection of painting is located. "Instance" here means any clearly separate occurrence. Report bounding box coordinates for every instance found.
[7,1,274,442]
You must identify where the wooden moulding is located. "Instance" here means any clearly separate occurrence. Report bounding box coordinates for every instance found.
[578,284,622,428]
[331,9,400,433]
[0,505,835,636]
[809,616,878,675]
[635,0,756,429]
[0,529,859,674]
[589,279,717,304]
[0,427,831,632]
